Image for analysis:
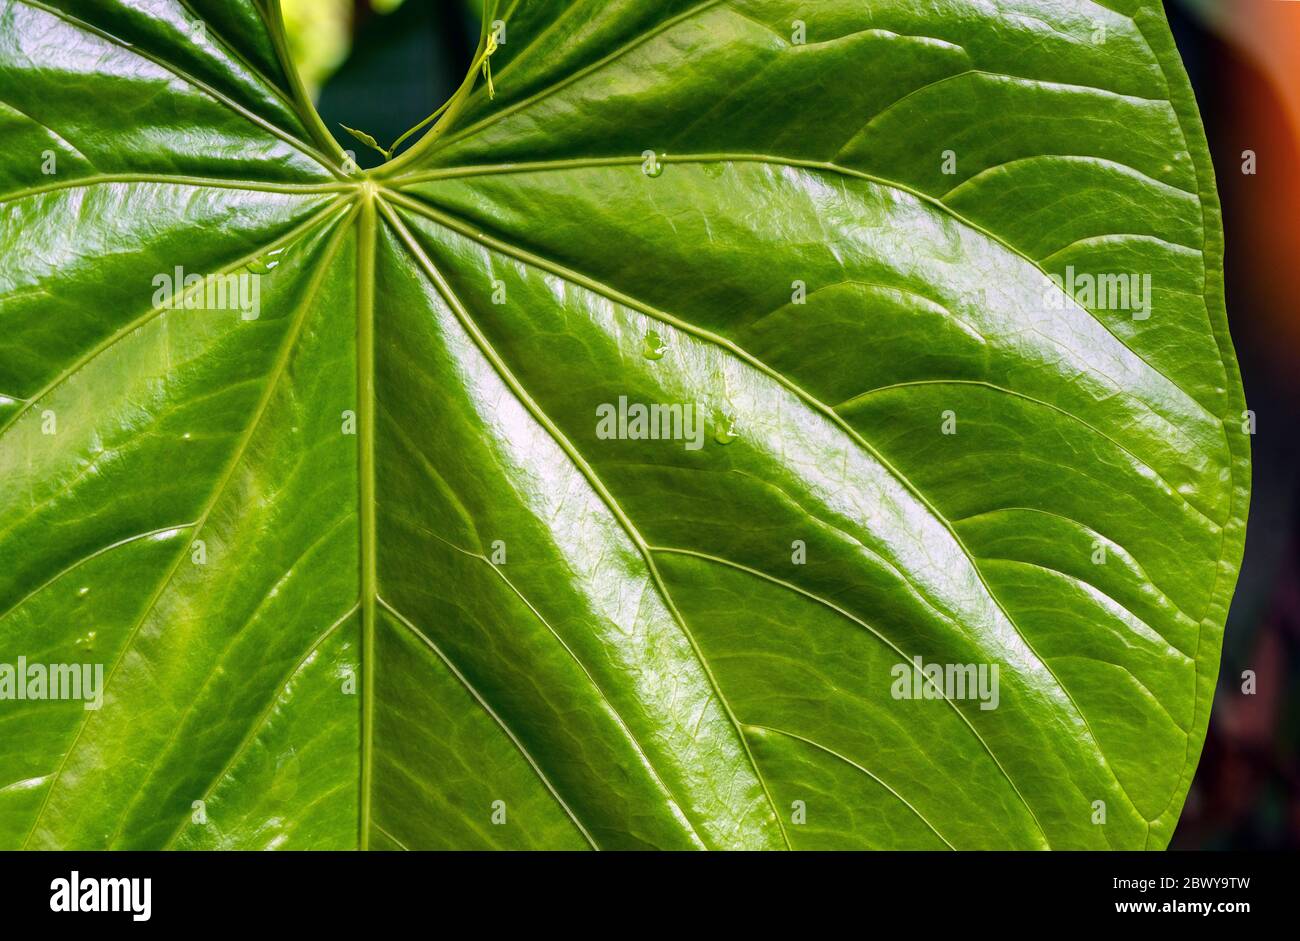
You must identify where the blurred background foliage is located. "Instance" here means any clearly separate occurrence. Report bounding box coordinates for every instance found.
[283,0,481,168]
[283,0,1300,849]
[1166,0,1300,849]
[280,0,353,99]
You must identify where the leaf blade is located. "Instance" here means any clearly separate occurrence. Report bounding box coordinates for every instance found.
[0,0,1247,850]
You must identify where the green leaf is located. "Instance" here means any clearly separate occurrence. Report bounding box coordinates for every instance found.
[0,0,1248,850]
[339,122,390,160]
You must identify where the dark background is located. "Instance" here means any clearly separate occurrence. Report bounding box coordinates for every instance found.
[1164,0,1299,850]
[301,0,1300,849]
[312,0,478,168]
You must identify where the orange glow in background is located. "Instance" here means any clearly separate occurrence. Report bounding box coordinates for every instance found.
[1187,0,1300,390]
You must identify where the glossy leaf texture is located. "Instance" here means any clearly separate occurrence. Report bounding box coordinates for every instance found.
[0,0,1248,850]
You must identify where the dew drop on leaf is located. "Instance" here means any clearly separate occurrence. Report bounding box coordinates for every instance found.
[642,330,667,360]
[713,414,739,445]
[247,246,286,274]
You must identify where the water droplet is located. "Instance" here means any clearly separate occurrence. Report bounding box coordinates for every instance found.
[76,586,90,597]
[714,414,739,445]
[76,630,97,651]
[644,162,664,179]
[247,246,286,275]
[642,330,668,361]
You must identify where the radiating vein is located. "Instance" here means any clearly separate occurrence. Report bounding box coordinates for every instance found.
[14,0,341,175]
[104,513,353,847]
[650,545,1051,846]
[376,595,598,849]
[388,154,1218,421]
[159,603,360,849]
[376,197,791,849]
[381,186,1153,831]
[482,551,709,848]
[0,174,353,206]
[0,523,195,625]
[0,197,347,439]
[834,378,1222,526]
[743,724,956,850]
[422,0,724,154]
[19,202,358,848]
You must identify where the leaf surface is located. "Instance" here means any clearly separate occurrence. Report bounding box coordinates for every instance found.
[0,0,1248,849]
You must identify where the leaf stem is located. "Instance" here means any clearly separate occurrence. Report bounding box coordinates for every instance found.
[382,32,500,162]
[260,0,351,167]
[384,99,454,159]
[375,3,503,176]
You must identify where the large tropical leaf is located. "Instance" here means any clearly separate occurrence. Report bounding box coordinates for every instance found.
[0,0,1248,850]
